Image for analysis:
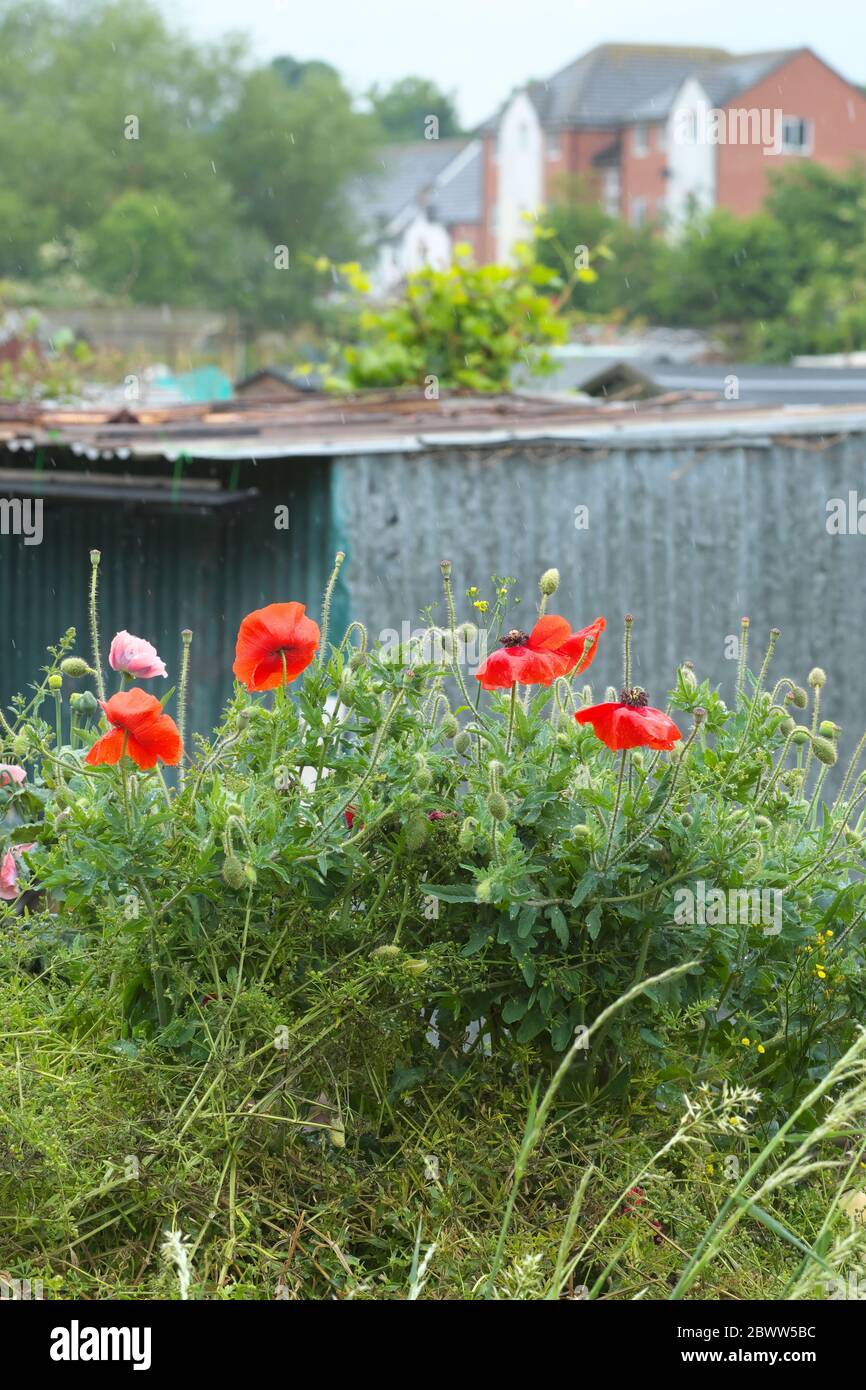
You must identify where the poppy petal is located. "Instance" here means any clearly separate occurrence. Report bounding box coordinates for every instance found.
[475,647,520,690]
[530,615,572,651]
[232,602,320,691]
[85,728,126,766]
[556,617,606,675]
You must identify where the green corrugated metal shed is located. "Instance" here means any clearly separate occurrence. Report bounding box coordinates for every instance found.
[0,443,345,737]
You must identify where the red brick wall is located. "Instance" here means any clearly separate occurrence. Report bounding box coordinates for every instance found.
[619,122,667,223]
[717,49,866,216]
[449,223,484,259]
[479,133,498,262]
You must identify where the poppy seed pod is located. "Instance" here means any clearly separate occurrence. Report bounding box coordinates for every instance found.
[819,721,840,739]
[454,731,472,756]
[487,791,508,821]
[808,668,827,688]
[70,691,99,715]
[60,657,94,678]
[539,568,560,597]
[811,735,837,766]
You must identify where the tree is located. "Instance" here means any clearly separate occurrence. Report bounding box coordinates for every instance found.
[215,65,376,326]
[367,76,461,142]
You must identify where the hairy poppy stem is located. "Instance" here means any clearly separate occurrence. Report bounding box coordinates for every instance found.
[735,617,749,709]
[613,714,704,865]
[177,629,192,791]
[602,750,629,869]
[89,549,106,703]
[318,550,346,667]
[440,559,474,712]
[833,730,866,816]
[506,684,517,755]
[623,614,633,689]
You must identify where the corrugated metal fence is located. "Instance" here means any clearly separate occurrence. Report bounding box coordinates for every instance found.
[335,431,866,771]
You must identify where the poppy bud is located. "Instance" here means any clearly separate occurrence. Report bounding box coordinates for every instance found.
[680,812,692,827]
[789,686,808,709]
[808,668,827,688]
[811,735,837,766]
[845,827,862,847]
[440,560,452,579]
[475,877,493,903]
[60,657,94,678]
[12,733,29,758]
[755,815,772,830]
[571,824,591,841]
[819,721,840,739]
[329,1120,346,1148]
[371,943,401,959]
[440,714,459,740]
[580,686,592,706]
[454,731,472,756]
[539,568,560,597]
[604,686,617,703]
[487,791,508,821]
[222,855,247,890]
[780,716,795,735]
[404,812,429,851]
[415,760,433,791]
[338,675,354,705]
[679,664,697,692]
[791,728,810,746]
[48,674,63,690]
[458,817,477,852]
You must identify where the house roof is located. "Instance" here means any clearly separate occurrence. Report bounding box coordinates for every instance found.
[351,139,482,233]
[480,42,801,132]
[631,50,797,120]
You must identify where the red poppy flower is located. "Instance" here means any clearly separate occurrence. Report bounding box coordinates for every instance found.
[86,688,183,770]
[232,602,320,692]
[575,689,681,752]
[344,805,357,830]
[475,615,605,691]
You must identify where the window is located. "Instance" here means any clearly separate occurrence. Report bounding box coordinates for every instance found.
[602,167,621,217]
[781,117,813,155]
[656,123,667,153]
[633,123,649,157]
[631,196,648,227]
[547,130,561,159]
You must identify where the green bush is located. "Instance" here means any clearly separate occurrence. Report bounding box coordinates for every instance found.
[3,554,866,1297]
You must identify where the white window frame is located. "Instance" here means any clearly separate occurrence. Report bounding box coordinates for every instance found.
[631,195,648,227]
[633,123,649,157]
[781,116,814,156]
[547,130,561,160]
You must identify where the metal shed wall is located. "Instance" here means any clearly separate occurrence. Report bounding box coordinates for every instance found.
[334,433,866,770]
[0,450,343,737]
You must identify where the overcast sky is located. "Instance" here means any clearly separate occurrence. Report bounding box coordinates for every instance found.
[166,0,865,125]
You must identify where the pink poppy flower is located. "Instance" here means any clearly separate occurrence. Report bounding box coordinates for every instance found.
[108,631,167,680]
[0,843,35,902]
[0,764,26,788]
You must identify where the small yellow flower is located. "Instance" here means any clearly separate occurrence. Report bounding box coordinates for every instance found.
[757,1044,765,1054]
[826,930,834,938]
[729,1116,741,1126]
[740,1037,750,1047]
[473,600,488,613]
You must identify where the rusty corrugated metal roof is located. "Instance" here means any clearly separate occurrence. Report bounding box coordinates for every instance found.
[2,388,866,460]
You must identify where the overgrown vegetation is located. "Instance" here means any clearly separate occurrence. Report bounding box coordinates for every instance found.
[3,556,866,1299]
[542,162,866,359]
